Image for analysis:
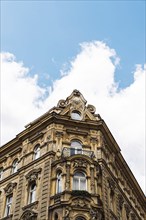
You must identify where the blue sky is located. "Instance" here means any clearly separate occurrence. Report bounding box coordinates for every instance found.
[1,1,145,88]
[1,1,146,192]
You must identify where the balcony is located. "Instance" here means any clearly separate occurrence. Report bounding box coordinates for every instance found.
[62,147,94,158]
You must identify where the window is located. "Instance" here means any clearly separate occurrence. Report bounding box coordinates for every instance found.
[54,213,58,220]
[34,145,40,160]
[71,140,82,155]
[5,195,12,216]
[73,172,86,190]
[0,167,3,180]
[71,110,82,120]
[12,159,18,174]
[29,182,36,203]
[56,172,62,193]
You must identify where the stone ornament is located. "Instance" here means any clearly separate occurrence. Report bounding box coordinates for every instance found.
[73,159,87,168]
[4,182,17,195]
[57,90,97,118]
[107,177,116,195]
[72,198,88,208]
[20,210,37,220]
[118,194,124,210]
[25,168,42,183]
[90,208,103,220]
[87,104,96,114]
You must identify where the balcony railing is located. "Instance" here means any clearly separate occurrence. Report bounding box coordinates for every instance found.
[62,147,94,158]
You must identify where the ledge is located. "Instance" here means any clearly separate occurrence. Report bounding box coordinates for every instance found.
[22,201,38,211]
[0,214,13,220]
[71,190,91,198]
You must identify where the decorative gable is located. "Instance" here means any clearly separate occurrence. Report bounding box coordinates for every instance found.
[57,89,100,121]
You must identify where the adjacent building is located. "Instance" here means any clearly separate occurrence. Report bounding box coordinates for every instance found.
[0,90,145,220]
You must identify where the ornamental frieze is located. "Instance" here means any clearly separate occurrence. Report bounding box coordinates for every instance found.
[73,159,87,168]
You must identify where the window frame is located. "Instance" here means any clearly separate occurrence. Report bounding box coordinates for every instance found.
[56,172,62,194]
[12,159,18,174]
[71,110,82,120]
[29,182,36,204]
[34,144,40,160]
[0,167,3,180]
[73,172,87,191]
[5,194,13,217]
[71,140,82,155]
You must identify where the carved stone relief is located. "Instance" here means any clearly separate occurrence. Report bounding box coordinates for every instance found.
[72,198,88,208]
[4,182,17,195]
[90,208,103,220]
[87,104,96,114]
[107,177,116,195]
[63,207,71,220]
[118,194,124,210]
[124,203,131,218]
[20,210,37,220]
[25,168,42,183]
[73,159,87,168]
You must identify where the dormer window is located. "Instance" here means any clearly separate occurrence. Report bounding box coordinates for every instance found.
[71,110,82,120]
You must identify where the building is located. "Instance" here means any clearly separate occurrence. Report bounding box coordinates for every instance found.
[0,90,145,220]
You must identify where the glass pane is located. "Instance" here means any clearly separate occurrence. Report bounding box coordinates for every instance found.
[30,183,36,203]
[12,160,18,173]
[57,173,62,193]
[75,172,84,177]
[71,111,82,120]
[71,141,82,148]
[73,178,79,190]
[5,196,12,216]
[31,191,35,203]
[34,145,40,159]
[80,179,86,190]
[0,168,3,180]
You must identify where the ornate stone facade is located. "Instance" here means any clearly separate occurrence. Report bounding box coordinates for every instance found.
[0,90,145,220]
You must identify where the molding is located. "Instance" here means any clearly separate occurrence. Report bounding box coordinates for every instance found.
[66,129,88,136]
[8,147,22,157]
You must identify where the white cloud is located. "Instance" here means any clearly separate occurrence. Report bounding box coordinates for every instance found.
[1,41,145,193]
[1,52,46,145]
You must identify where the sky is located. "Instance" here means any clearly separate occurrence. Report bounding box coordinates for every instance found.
[1,1,145,193]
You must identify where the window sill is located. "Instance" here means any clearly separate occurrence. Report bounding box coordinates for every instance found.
[22,201,38,211]
[0,214,13,220]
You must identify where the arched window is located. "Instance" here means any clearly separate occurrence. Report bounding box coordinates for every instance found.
[0,167,3,180]
[73,172,86,190]
[71,140,82,155]
[56,172,62,193]
[71,110,82,120]
[12,159,18,174]
[34,144,40,160]
[29,182,36,203]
